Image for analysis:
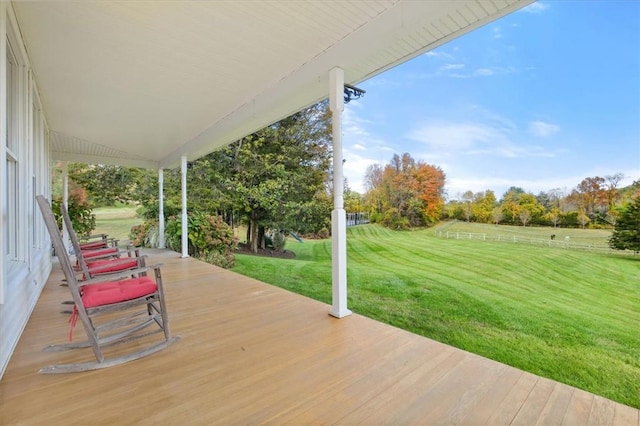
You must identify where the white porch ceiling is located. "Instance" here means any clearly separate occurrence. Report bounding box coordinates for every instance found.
[13,0,533,169]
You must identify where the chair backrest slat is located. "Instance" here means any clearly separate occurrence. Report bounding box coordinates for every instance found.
[36,196,85,305]
[59,200,93,277]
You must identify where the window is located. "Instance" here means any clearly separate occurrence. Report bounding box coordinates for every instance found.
[31,90,48,250]
[4,40,20,260]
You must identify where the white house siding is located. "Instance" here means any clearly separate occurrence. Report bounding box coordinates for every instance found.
[0,2,52,379]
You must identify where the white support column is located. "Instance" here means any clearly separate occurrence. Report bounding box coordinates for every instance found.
[329,67,351,318]
[62,161,71,254]
[158,168,165,249]
[180,155,189,258]
[0,2,6,304]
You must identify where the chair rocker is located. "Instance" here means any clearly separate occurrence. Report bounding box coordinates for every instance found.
[37,195,179,374]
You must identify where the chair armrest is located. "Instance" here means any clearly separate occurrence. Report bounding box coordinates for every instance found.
[80,237,119,247]
[82,233,108,241]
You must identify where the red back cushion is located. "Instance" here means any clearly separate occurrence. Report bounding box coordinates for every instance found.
[80,240,107,250]
[86,258,138,274]
[82,247,118,259]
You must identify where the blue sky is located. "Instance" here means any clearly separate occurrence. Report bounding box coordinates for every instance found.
[342,1,640,200]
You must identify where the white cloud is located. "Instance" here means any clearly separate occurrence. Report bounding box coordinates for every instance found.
[342,151,381,193]
[521,2,550,14]
[620,170,640,187]
[529,120,559,137]
[407,118,557,161]
[342,106,395,193]
[492,27,503,39]
[342,107,373,136]
[423,50,455,60]
[409,122,504,152]
[474,68,495,77]
[448,66,519,79]
[440,63,465,71]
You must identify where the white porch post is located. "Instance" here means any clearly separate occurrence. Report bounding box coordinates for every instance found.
[61,161,70,254]
[158,168,165,249]
[329,67,351,318]
[180,155,189,258]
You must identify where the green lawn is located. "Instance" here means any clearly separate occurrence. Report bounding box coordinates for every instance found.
[233,223,640,408]
[437,220,612,246]
[93,205,142,243]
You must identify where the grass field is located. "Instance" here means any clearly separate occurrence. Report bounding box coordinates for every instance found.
[436,220,613,245]
[93,205,142,243]
[233,223,640,408]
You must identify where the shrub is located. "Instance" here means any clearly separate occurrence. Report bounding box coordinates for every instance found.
[166,212,238,268]
[202,251,236,269]
[316,227,330,239]
[131,212,238,268]
[129,220,159,247]
[271,230,287,251]
[381,208,410,230]
[369,212,382,224]
[52,192,95,237]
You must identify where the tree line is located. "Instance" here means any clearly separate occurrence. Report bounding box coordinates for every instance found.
[444,174,633,229]
[57,101,639,258]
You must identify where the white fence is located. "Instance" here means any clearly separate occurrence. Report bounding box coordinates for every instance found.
[435,231,625,254]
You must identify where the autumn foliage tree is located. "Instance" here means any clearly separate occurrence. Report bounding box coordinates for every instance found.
[364,153,445,229]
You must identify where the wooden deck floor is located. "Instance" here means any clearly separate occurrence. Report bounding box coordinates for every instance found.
[1,249,638,425]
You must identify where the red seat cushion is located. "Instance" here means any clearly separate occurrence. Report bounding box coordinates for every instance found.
[81,277,158,308]
[87,258,138,274]
[82,247,118,259]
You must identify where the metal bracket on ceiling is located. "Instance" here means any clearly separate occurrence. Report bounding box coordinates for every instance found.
[343,83,366,104]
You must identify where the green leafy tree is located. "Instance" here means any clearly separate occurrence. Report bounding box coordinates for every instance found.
[492,207,503,225]
[363,163,384,219]
[472,190,496,223]
[545,207,563,228]
[202,102,332,252]
[461,191,474,222]
[501,189,522,225]
[52,189,96,238]
[577,209,591,229]
[68,164,153,206]
[500,189,544,226]
[609,196,640,251]
[518,193,545,225]
[344,183,364,214]
[127,102,332,254]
